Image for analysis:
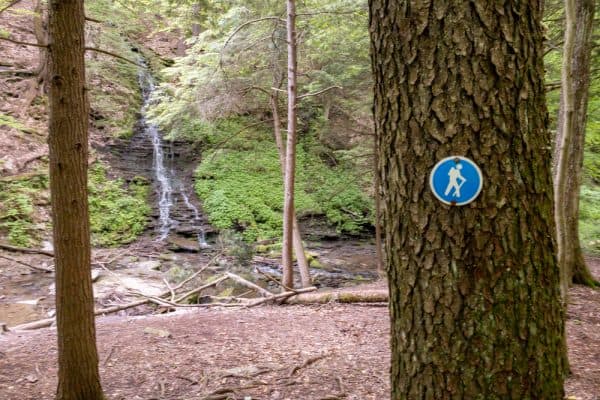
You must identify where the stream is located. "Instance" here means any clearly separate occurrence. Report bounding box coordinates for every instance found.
[0,61,379,328]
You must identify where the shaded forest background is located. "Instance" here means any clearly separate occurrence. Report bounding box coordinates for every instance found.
[0,0,598,253]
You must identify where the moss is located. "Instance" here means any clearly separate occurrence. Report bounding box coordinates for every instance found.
[0,174,48,246]
[88,163,151,246]
[194,119,373,242]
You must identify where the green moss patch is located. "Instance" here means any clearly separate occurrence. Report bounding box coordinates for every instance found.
[88,164,151,246]
[194,120,373,242]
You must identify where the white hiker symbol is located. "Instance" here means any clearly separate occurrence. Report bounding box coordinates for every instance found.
[444,163,466,198]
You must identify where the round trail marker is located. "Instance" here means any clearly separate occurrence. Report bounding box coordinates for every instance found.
[429,156,482,206]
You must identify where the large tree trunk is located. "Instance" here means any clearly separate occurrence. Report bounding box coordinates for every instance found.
[369,1,567,398]
[281,0,298,289]
[48,1,104,399]
[555,0,598,290]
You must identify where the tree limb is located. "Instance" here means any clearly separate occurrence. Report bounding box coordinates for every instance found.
[0,254,52,273]
[0,0,24,16]
[0,242,54,257]
[0,36,47,48]
[298,85,342,100]
[84,47,141,67]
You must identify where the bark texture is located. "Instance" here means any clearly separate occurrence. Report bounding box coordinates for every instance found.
[554,0,597,289]
[48,1,104,399]
[369,1,567,398]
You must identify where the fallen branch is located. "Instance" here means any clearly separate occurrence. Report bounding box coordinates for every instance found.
[288,353,329,377]
[0,243,54,257]
[0,254,52,273]
[174,275,229,303]
[225,272,273,297]
[285,289,388,305]
[246,286,318,308]
[0,0,24,16]
[12,257,223,330]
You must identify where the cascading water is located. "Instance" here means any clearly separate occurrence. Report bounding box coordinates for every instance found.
[137,61,207,246]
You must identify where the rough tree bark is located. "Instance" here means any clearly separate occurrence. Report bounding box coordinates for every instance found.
[48,1,104,399]
[554,0,598,291]
[281,0,298,289]
[369,1,567,398]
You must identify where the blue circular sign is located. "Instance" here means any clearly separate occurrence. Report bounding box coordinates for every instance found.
[429,156,483,206]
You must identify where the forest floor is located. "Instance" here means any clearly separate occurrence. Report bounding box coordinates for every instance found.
[0,261,599,400]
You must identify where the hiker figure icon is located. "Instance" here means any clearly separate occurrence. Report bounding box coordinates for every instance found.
[444,163,466,198]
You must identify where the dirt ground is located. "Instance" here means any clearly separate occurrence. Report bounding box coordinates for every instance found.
[0,262,599,400]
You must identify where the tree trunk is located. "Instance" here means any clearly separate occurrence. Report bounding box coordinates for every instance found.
[281,0,298,289]
[48,1,104,399]
[555,0,577,302]
[373,129,384,276]
[369,1,567,398]
[270,91,311,288]
[555,0,598,290]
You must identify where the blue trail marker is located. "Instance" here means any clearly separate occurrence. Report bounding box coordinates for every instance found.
[429,156,483,206]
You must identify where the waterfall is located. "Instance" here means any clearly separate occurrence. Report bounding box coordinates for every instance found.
[137,61,207,245]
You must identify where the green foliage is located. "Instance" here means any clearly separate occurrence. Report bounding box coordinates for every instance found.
[0,175,48,247]
[85,0,150,139]
[195,122,373,242]
[88,164,151,246]
[579,186,600,254]
[544,6,600,252]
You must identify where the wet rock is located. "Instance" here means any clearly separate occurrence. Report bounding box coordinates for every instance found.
[167,236,200,252]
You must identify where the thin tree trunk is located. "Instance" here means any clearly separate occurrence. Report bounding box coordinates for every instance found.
[373,129,384,276]
[555,0,598,289]
[48,1,104,399]
[281,0,297,289]
[270,92,311,288]
[369,0,567,398]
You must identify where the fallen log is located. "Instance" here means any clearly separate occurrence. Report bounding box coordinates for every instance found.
[284,289,388,305]
[0,254,53,273]
[225,272,273,297]
[0,243,54,257]
[13,260,222,331]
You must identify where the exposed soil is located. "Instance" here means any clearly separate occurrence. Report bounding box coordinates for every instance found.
[0,260,599,400]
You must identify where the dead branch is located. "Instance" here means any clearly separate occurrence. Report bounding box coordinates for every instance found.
[0,0,24,16]
[85,16,103,24]
[246,286,317,308]
[0,242,54,257]
[288,353,329,376]
[12,258,224,330]
[174,275,229,303]
[84,47,141,67]
[0,36,46,48]
[298,85,342,100]
[225,272,273,297]
[285,289,388,305]
[254,267,294,292]
[0,253,52,272]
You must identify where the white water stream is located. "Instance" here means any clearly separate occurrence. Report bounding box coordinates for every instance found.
[138,63,207,246]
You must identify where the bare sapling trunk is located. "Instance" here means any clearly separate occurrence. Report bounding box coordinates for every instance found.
[281,0,298,289]
[270,91,311,288]
[48,0,104,399]
[554,0,598,290]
